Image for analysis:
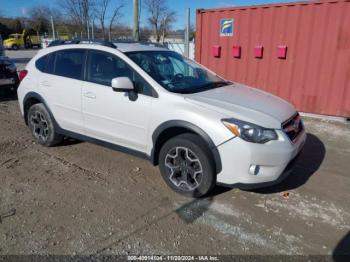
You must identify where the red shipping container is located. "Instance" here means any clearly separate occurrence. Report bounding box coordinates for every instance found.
[195,0,350,117]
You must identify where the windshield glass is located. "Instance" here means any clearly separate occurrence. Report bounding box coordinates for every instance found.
[125,51,229,94]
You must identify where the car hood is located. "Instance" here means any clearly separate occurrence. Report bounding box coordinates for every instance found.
[184,83,296,128]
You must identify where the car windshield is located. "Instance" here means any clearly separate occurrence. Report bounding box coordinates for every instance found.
[125,51,229,94]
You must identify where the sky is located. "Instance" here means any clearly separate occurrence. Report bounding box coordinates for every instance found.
[0,0,300,29]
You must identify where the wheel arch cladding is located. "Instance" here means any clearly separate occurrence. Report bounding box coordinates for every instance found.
[151,120,222,174]
[23,93,43,125]
[23,92,54,126]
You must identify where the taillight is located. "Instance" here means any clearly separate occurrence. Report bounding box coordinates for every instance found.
[18,70,28,82]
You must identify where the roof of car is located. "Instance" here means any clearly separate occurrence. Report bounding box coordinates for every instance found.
[113,42,169,53]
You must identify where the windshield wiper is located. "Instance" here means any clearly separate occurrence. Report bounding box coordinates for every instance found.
[214,81,230,87]
[195,81,229,91]
[173,81,230,94]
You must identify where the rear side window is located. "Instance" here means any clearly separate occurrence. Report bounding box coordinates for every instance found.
[35,55,49,72]
[46,53,55,74]
[54,49,85,80]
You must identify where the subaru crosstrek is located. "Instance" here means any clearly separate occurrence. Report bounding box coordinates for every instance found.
[17,41,306,197]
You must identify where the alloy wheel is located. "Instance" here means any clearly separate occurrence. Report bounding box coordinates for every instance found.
[30,111,49,142]
[164,147,203,191]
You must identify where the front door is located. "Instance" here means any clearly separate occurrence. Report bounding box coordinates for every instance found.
[82,50,154,152]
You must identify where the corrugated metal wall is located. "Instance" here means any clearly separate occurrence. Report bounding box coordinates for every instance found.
[195,0,350,117]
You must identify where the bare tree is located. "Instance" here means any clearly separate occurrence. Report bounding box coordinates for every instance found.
[160,11,176,42]
[94,0,124,40]
[144,0,176,42]
[58,0,95,33]
[28,6,50,38]
[94,0,108,37]
[28,6,65,38]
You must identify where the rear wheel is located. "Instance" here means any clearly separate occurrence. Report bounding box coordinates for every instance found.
[27,103,63,146]
[12,45,18,50]
[159,133,216,198]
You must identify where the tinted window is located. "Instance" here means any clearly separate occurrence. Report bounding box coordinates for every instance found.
[87,50,154,96]
[54,49,85,80]
[46,53,55,74]
[35,55,49,72]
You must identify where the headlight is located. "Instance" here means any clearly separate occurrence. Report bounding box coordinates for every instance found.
[222,118,278,144]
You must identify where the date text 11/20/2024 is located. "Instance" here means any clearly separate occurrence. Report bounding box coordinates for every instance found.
[127,255,219,261]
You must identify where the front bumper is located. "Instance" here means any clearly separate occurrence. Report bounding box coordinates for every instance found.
[216,128,307,187]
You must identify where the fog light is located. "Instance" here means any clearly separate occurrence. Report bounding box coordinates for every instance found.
[249,165,260,175]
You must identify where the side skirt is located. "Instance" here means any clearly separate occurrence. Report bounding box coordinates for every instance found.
[57,128,152,162]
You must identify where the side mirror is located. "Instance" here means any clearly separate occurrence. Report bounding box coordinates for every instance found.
[111,77,134,92]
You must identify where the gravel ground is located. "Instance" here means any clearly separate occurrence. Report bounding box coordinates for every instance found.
[0,50,349,257]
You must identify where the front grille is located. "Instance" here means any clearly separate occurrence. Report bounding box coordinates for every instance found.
[282,113,304,143]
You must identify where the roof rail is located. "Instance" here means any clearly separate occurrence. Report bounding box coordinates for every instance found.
[48,38,116,48]
[112,40,166,48]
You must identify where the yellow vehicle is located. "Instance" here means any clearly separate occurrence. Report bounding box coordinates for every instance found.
[3,30,41,50]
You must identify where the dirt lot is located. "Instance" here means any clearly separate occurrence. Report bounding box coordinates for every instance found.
[0,50,349,257]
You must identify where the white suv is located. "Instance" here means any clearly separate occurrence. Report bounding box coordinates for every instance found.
[17,41,306,197]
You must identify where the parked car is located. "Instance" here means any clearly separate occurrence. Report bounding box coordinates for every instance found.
[42,35,72,49]
[0,56,19,92]
[41,38,54,49]
[17,41,306,197]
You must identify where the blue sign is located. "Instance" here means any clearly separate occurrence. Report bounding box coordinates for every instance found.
[220,18,234,36]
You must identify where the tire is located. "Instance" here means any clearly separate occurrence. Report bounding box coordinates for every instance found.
[159,133,216,198]
[27,103,63,147]
[12,45,18,50]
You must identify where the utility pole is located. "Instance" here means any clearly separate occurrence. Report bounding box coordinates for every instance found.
[184,8,190,58]
[87,19,90,39]
[133,0,140,41]
[51,16,56,40]
[91,20,95,39]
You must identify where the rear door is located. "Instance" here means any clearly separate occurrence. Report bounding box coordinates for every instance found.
[38,49,86,134]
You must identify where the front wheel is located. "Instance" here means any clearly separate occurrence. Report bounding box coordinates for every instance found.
[159,133,216,198]
[27,103,63,147]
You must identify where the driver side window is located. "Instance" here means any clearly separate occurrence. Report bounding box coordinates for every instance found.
[86,50,154,97]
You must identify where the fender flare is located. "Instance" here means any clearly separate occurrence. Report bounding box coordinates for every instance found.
[151,120,222,174]
[23,92,60,130]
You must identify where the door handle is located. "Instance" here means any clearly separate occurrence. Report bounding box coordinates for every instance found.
[83,92,96,99]
[41,81,50,87]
